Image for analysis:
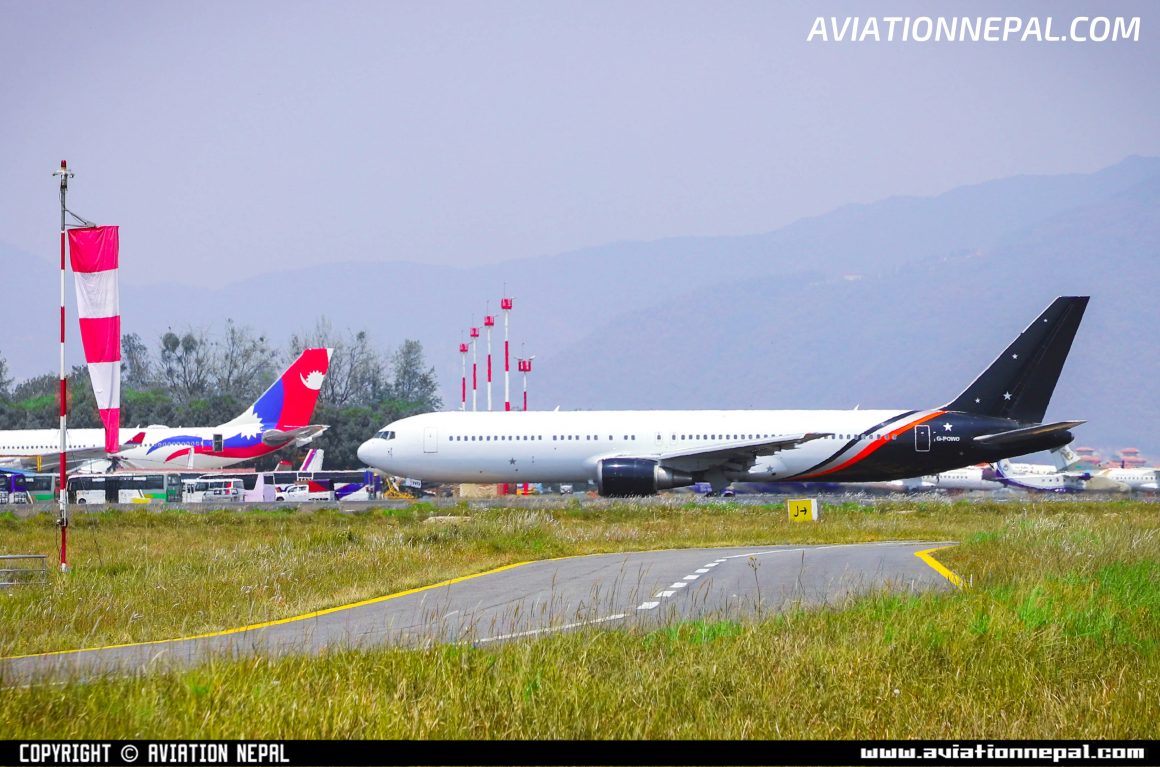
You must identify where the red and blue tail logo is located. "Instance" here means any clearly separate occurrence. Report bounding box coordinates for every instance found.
[145,348,332,463]
[250,348,332,429]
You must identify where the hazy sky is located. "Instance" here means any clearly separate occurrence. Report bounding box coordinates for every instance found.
[2,0,1158,287]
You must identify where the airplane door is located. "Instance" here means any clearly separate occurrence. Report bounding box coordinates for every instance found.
[423,426,438,454]
[914,424,931,452]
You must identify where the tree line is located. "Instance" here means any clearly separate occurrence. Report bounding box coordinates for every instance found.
[0,319,441,469]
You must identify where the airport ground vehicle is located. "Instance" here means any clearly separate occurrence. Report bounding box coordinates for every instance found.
[2,467,379,505]
[0,472,57,503]
[181,477,243,503]
[268,469,378,501]
[68,473,180,504]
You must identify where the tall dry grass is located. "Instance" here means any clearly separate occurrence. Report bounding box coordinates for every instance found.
[1,498,1157,739]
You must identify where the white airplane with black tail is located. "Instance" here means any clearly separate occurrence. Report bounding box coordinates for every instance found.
[358,297,1089,496]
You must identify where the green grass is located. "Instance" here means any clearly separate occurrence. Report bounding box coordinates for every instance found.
[1,498,1157,738]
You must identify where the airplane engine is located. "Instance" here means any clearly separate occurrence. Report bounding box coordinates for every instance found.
[596,458,693,497]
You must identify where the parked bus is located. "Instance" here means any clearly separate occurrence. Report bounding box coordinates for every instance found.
[193,472,271,503]
[266,469,377,501]
[180,477,243,504]
[1,472,58,504]
[67,473,178,504]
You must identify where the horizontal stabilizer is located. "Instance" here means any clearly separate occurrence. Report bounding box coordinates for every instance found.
[973,420,1085,446]
[261,424,330,447]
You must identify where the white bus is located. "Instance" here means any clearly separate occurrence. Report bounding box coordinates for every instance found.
[193,472,272,503]
[266,470,377,501]
[180,477,243,504]
[67,474,178,504]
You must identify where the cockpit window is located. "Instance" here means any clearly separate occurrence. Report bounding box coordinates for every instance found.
[376,430,396,440]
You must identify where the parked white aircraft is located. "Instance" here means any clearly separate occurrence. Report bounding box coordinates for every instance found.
[358,298,1089,496]
[1000,445,1084,476]
[983,459,1089,493]
[1086,466,1160,493]
[0,349,332,472]
[919,465,996,492]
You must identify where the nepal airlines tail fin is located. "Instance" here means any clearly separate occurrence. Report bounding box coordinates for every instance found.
[118,347,333,469]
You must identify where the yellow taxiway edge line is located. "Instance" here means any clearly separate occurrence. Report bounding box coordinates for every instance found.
[3,561,532,660]
[915,545,966,590]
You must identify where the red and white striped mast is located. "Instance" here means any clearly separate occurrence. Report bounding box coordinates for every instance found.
[469,326,479,411]
[501,295,513,411]
[52,161,73,572]
[517,353,534,412]
[484,313,495,411]
[458,341,468,411]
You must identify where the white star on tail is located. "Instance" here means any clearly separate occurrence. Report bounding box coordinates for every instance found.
[1003,392,1012,400]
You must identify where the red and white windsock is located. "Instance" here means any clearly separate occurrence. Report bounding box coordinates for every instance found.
[67,226,120,453]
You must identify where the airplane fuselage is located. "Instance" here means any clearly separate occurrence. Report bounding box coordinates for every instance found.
[358,408,1074,489]
[1089,467,1160,492]
[0,426,288,471]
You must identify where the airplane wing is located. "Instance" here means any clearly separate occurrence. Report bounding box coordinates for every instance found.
[650,433,831,474]
[261,424,330,448]
[973,420,1085,446]
[1,432,147,472]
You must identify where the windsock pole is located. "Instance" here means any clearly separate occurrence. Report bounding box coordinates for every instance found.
[53,161,72,573]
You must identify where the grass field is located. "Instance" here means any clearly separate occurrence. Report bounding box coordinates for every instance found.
[1,497,1157,738]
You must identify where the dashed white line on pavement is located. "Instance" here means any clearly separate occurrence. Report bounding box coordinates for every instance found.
[637,602,660,610]
[682,574,700,581]
[475,613,628,644]
[670,582,688,589]
[695,568,710,574]
[655,590,676,598]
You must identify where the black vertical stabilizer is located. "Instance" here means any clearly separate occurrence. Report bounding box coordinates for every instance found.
[943,296,1088,424]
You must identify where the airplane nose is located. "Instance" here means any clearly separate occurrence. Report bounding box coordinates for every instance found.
[357,439,376,467]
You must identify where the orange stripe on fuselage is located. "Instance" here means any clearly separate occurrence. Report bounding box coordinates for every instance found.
[797,410,946,480]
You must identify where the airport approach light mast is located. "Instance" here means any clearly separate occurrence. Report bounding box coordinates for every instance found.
[518,354,534,412]
[484,313,495,411]
[459,341,468,411]
[501,295,513,411]
[470,326,480,411]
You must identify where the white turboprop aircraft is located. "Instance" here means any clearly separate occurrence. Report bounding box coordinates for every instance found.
[1086,466,1160,493]
[982,459,1089,493]
[358,298,1089,496]
[919,465,996,492]
[0,348,332,472]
